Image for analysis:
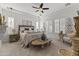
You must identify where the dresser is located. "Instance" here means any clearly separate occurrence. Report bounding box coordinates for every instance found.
[9,34,19,43]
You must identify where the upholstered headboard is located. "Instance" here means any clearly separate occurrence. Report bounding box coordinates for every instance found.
[18,25,34,38]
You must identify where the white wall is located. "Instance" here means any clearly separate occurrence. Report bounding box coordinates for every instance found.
[2,8,40,34]
[45,4,79,33]
[47,4,79,20]
[0,5,2,14]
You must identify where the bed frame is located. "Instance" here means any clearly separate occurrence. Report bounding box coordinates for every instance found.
[18,25,34,39]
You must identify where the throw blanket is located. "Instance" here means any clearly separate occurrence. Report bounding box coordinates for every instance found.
[19,32,42,47]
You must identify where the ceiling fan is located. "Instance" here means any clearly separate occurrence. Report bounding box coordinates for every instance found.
[32,3,49,13]
[65,3,71,7]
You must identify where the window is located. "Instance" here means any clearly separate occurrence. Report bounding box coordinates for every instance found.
[7,17,14,34]
[65,17,75,34]
[35,21,39,31]
[60,18,65,33]
[54,18,65,33]
[40,21,43,31]
[45,21,48,32]
[55,19,60,33]
[8,17,14,28]
[36,22,39,29]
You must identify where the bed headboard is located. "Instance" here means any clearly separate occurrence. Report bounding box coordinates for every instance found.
[18,25,34,37]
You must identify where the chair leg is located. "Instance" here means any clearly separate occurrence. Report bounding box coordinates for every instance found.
[49,41,51,46]
[26,43,30,48]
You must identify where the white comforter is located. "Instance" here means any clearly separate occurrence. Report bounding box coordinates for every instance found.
[20,32,42,46]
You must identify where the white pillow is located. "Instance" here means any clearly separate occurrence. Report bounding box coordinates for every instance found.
[20,31,26,40]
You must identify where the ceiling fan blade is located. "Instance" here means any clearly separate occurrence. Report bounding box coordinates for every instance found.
[65,3,71,6]
[43,8,49,10]
[40,3,43,8]
[32,6,39,9]
[35,10,39,12]
[41,11,44,13]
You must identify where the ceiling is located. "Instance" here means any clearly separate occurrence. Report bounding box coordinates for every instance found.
[0,3,66,15]
[0,3,77,19]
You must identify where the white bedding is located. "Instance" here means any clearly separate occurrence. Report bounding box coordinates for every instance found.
[20,31,42,46]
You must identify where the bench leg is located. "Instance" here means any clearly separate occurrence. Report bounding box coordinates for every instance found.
[41,45,44,48]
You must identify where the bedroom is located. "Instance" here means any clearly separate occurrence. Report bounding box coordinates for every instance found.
[0,3,79,56]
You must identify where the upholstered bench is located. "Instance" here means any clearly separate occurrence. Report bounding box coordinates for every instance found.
[27,39,51,48]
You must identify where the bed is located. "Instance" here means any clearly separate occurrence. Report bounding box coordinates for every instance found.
[18,25,42,48]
